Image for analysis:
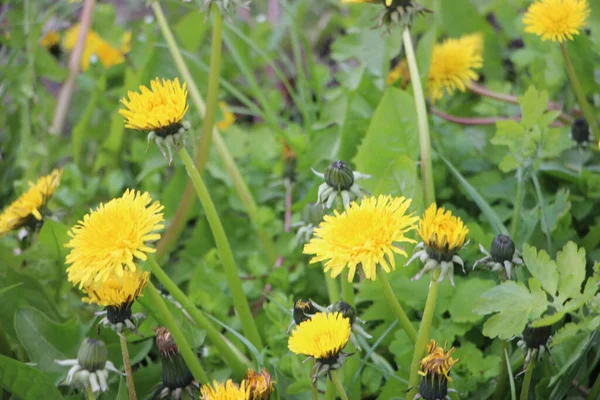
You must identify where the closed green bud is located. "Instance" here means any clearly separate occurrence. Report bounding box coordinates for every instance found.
[325,161,355,191]
[331,301,357,326]
[419,374,448,400]
[302,203,327,226]
[490,234,515,264]
[522,325,551,349]
[77,338,108,373]
[571,117,591,145]
[155,327,195,391]
[293,300,316,325]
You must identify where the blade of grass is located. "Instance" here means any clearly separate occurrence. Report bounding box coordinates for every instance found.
[506,348,517,400]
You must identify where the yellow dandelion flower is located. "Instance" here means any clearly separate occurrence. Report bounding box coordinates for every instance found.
[427,33,484,102]
[418,340,459,380]
[65,189,164,289]
[386,60,411,87]
[201,379,249,400]
[243,369,273,400]
[0,169,62,236]
[288,312,351,359]
[418,204,468,254]
[303,195,418,282]
[216,101,236,131]
[523,0,590,43]
[119,78,189,133]
[81,270,149,307]
[40,31,60,48]
[63,24,129,71]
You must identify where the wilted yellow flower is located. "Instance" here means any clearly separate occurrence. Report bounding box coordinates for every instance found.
[303,195,418,282]
[216,101,236,131]
[200,379,249,400]
[418,204,468,253]
[386,59,410,87]
[419,340,459,380]
[119,78,189,133]
[523,0,590,43]
[0,169,62,236]
[427,33,483,102]
[65,190,164,289]
[81,270,149,307]
[63,24,129,71]
[288,312,351,359]
[40,31,60,48]
[243,369,273,400]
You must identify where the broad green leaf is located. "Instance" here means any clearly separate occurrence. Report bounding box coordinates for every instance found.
[374,155,424,214]
[0,354,63,400]
[449,278,496,324]
[539,189,571,235]
[353,88,419,191]
[519,86,549,128]
[555,241,586,301]
[522,244,558,295]
[562,278,599,313]
[474,281,547,339]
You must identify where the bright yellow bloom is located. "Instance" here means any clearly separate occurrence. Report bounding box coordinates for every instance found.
[0,169,62,236]
[288,312,351,359]
[65,190,164,289]
[386,60,410,87]
[63,24,129,71]
[40,31,60,48]
[119,78,189,132]
[418,204,468,253]
[81,270,149,307]
[243,369,273,400]
[523,0,590,43]
[418,340,459,380]
[427,33,483,102]
[303,195,417,282]
[201,379,249,400]
[216,101,236,131]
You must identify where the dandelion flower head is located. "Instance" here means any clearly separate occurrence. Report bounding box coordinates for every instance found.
[81,270,149,307]
[523,0,590,43]
[303,195,418,282]
[200,379,249,400]
[288,312,351,359]
[65,189,164,289]
[418,340,459,380]
[418,204,468,255]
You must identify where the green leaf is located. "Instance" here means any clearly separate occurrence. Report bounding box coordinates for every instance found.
[374,155,423,214]
[474,281,547,339]
[0,354,63,400]
[449,278,496,324]
[519,86,549,128]
[555,241,586,301]
[522,244,558,295]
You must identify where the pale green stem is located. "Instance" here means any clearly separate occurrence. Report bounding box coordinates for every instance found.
[587,370,600,400]
[510,168,525,239]
[531,172,553,253]
[407,277,440,399]
[151,1,278,266]
[86,385,96,400]
[312,382,319,400]
[146,281,209,384]
[560,43,599,140]
[148,256,250,377]
[178,147,264,350]
[402,28,435,206]
[340,278,360,400]
[519,360,535,400]
[119,335,137,400]
[491,341,510,400]
[330,370,349,400]
[325,273,340,304]
[377,270,417,343]
[325,380,336,400]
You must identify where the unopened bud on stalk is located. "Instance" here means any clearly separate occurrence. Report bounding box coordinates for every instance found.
[570,117,591,145]
[331,301,357,326]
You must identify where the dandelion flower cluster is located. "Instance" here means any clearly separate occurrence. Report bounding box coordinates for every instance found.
[523,0,590,43]
[427,33,483,102]
[0,169,62,236]
[65,189,164,289]
[304,195,417,282]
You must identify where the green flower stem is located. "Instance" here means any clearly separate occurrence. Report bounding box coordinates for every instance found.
[325,273,341,304]
[148,256,251,377]
[151,1,278,266]
[146,281,209,384]
[312,382,319,400]
[407,276,440,399]
[377,270,417,343]
[560,43,599,140]
[587,370,600,400]
[86,385,96,400]
[510,168,525,238]
[340,279,360,400]
[402,28,435,207]
[519,360,535,400]
[491,341,510,400]
[119,335,137,400]
[325,381,336,400]
[330,370,349,400]
[178,146,264,350]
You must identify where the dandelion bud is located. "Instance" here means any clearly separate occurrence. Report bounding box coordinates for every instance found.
[77,338,108,372]
[244,369,274,400]
[331,301,357,326]
[385,0,412,8]
[293,299,317,325]
[522,325,552,350]
[325,161,355,191]
[153,327,199,398]
[490,234,516,264]
[301,203,327,227]
[571,117,591,145]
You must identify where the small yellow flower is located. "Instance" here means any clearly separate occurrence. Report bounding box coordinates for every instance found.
[40,31,60,48]
[65,189,164,289]
[243,369,273,400]
[288,312,351,359]
[418,340,459,380]
[63,24,129,71]
[0,169,62,236]
[200,379,249,400]
[523,0,590,43]
[216,101,236,131]
[303,195,418,282]
[119,78,189,133]
[418,204,468,254]
[427,33,483,102]
[386,59,410,87]
[81,270,149,307]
